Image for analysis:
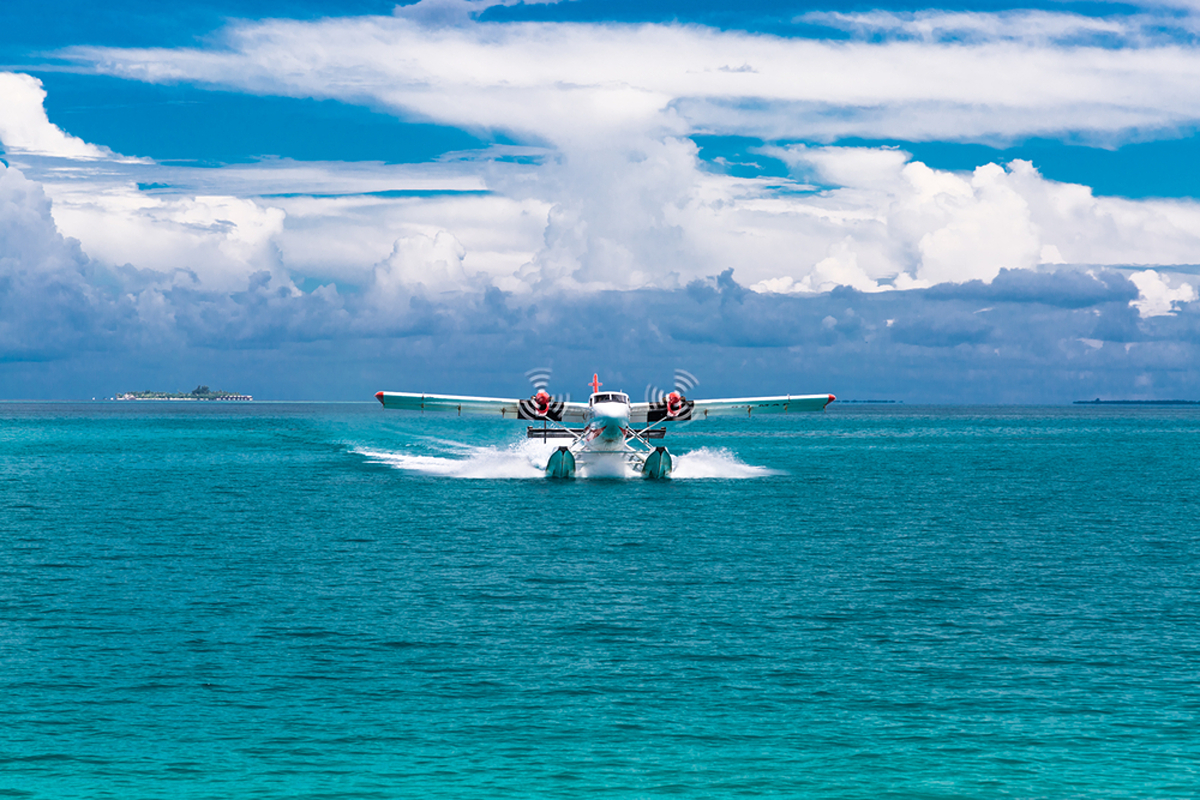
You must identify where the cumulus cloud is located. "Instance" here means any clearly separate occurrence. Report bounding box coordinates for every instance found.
[8,65,1200,308]
[750,239,884,295]
[748,148,1200,293]
[21,0,1200,299]
[0,72,122,160]
[1129,269,1198,317]
[909,162,1041,284]
[47,187,289,292]
[373,230,469,295]
[0,162,127,360]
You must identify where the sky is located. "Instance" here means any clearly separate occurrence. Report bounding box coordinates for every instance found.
[3,0,1200,401]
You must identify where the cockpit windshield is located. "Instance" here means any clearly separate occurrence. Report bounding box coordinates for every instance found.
[591,393,629,405]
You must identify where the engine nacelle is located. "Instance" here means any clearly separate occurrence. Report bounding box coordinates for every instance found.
[518,390,565,421]
[645,393,694,423]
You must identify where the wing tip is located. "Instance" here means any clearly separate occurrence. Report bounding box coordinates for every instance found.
[826,394,836,407]
[375,391,385,406]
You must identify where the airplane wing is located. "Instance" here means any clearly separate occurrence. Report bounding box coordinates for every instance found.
[630,393,834,424]
[375,391,590,423]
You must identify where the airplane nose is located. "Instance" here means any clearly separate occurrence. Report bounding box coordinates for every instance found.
[595,413,625,439]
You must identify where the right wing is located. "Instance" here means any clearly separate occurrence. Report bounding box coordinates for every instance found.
[375,391,590,423]
[631,393,834,423]
[689,394,835,418]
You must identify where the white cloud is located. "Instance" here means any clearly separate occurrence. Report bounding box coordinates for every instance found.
[750,238,884,295]
[0,162,114,358]
[1040,244,1066,265]
[4,0,1200,355]
[773,145,911,190]
[372,230,469,296]
[270,191,548,289]
[799,10,1137,45]
[0,72,127,160]
[35,5,1200,302]
[0,162,82,269]
[1128,269,1197,316]
[1003,160,1200,267]
[11,78,1200,304]
[47,183,289,292]
[62,7,1200,145]
[908,162,1041,284]
[749,148,1200,293]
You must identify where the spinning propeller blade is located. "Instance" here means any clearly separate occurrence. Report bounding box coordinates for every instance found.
[525,367,552,393]
[524,367,569,403]
[645,368,701,403]
[674,369,699,394]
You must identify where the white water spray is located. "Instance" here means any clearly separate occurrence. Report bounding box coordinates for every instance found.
[356,439,555,479]
[670,447,779,479]
[356,441,774,479]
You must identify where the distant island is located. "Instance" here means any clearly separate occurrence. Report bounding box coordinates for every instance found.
[1074,399,1199,405]
[116,385,252,401]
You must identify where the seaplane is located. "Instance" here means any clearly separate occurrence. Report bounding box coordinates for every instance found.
[374,373,835,479]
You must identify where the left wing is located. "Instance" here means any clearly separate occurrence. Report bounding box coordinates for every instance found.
[630,393,834,424]
[375,391,590,423]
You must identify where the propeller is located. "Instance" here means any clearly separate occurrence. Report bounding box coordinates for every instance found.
[644,368,700,404]
[674,369,700,395]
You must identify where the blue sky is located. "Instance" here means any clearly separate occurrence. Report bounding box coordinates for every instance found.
[3,0,1200,401]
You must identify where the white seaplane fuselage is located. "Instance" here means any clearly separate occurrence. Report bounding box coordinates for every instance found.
[584,393,631,447]
[576,392,637,477]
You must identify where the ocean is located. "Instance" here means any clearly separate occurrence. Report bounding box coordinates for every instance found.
[2,401,1198,798]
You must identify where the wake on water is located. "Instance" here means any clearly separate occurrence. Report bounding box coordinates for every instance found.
[671,448,778,479]
[356,439,551,479]
[355,440,775,479]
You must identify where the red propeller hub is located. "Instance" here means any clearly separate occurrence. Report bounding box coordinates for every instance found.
[666,391,683,416]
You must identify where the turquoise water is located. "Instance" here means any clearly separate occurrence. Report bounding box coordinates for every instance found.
[2,402,1198,798]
